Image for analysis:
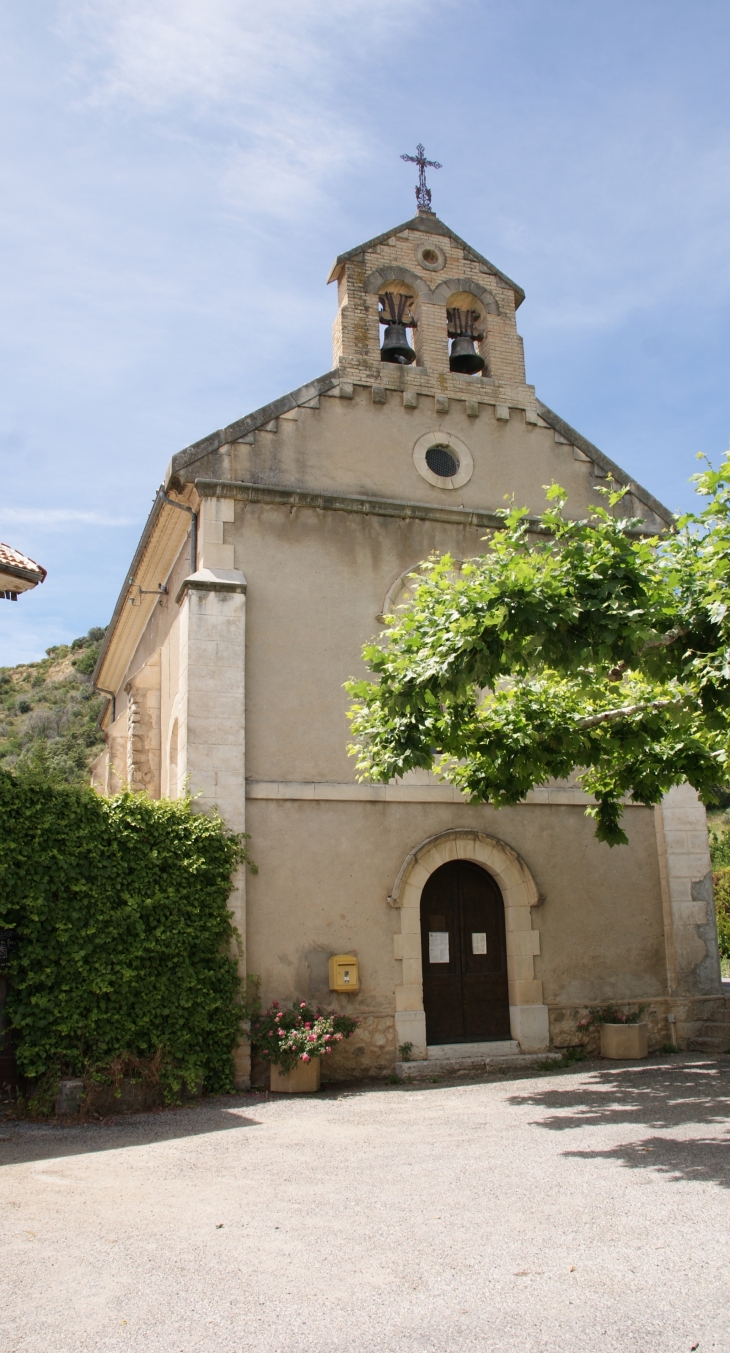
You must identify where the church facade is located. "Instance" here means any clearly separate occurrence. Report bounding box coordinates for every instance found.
[91,208,722,1084]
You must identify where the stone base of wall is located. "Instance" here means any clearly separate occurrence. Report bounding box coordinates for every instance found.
[249,1015,397,1087]
[321,1015,397,1083]
[245,993,730,1089]
[549,994,730,1055]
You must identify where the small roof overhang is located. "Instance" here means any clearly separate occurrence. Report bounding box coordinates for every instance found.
[0,542,46,597]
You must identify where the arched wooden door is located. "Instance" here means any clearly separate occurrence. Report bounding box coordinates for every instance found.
[420,860,510,1045]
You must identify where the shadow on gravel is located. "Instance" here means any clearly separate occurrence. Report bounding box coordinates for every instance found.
[508,1058,730,1190]
[0,1097,262,1167]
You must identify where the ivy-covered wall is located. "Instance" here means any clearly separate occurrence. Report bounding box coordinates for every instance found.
[0,772,246,1093]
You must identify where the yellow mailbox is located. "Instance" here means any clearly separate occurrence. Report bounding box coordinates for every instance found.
[329,954,359,993]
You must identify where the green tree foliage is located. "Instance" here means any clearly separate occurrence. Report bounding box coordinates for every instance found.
[347,458,730,847]
[0,627,108,784]
[712,874,730,963]
[709,826,730,962]
[0,772,249,1093]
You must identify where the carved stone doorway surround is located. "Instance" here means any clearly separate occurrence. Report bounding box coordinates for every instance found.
[388,829,548,1056]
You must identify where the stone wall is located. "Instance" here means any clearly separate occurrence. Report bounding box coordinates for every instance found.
[124,651,161,796]
[657,784,722,995]
[320,1014,397,1082]
[549,993,730,1055]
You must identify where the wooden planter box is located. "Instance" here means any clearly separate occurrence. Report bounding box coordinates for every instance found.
[270,1059,321,1093]
[600,1022,649,1060]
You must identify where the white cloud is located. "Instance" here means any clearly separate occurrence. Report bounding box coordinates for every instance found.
[57,0,429,221]
[0,509,137,527]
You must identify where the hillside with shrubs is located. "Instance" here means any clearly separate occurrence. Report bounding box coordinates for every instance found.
[0,628,107,784]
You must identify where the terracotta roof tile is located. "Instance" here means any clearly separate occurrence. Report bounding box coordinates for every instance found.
[0,542,47,582]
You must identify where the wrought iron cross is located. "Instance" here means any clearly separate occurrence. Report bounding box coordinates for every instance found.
[400,143,442,213]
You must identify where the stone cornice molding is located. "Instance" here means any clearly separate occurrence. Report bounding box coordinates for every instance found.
[195,478,530,532]
[194,478,664,539]
[175,567,247,605]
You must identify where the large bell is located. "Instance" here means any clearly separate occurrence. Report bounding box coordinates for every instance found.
[381,324,416,365]
[449,334,485,375]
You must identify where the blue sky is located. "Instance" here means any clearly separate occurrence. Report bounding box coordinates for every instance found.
[2,0,730,665]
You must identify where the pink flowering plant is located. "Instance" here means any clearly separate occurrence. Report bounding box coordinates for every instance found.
[578,1003,648,1028]
[251,1000,358,1073]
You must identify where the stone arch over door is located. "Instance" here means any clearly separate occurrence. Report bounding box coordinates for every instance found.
[389,829,549,1058]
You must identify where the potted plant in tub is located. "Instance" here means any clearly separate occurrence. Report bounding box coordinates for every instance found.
[251,1000,359,1092]
[579,1005,649,1060]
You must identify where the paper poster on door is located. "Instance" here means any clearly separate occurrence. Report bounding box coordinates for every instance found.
[471,932,487,954]
[429,932,449,964]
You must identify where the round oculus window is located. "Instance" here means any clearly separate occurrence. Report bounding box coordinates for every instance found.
[414,240,446,272]
[412,429,473,490]
[425,444,459,478]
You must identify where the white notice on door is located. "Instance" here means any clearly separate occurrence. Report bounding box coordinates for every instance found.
[472,932,487,955]
[429,932,449,964]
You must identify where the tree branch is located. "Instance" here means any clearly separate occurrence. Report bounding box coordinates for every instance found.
[641,627,689,652]
[608,629,689,680]
[576,698,680,730]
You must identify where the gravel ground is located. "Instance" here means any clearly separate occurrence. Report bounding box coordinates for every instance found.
[1,1053,729,1353]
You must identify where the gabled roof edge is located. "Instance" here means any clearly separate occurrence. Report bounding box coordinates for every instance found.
[167,370,340,482]
[536,401,675,528]
[91,490,165,696]
[326,214,525,308]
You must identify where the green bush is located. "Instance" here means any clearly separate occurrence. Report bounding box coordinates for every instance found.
[713,870,730,962]
[709,826,730,962]
[710,824,730,872]
[0,771,250,1095]
[71,646,99,675]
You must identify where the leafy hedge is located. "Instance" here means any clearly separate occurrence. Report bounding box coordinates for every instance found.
[0,772,248,1094]
[709,825,730,962]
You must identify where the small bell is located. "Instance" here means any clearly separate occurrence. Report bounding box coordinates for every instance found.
[381,323,416,365]
[449,334,485,375]
[447,307,486,375]
[379,291,417,365]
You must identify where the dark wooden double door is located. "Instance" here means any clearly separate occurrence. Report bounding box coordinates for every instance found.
[421,860,510,1045]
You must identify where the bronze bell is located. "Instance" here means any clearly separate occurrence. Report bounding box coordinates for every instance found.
[449,334,485,375]
[381,323,416,365]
